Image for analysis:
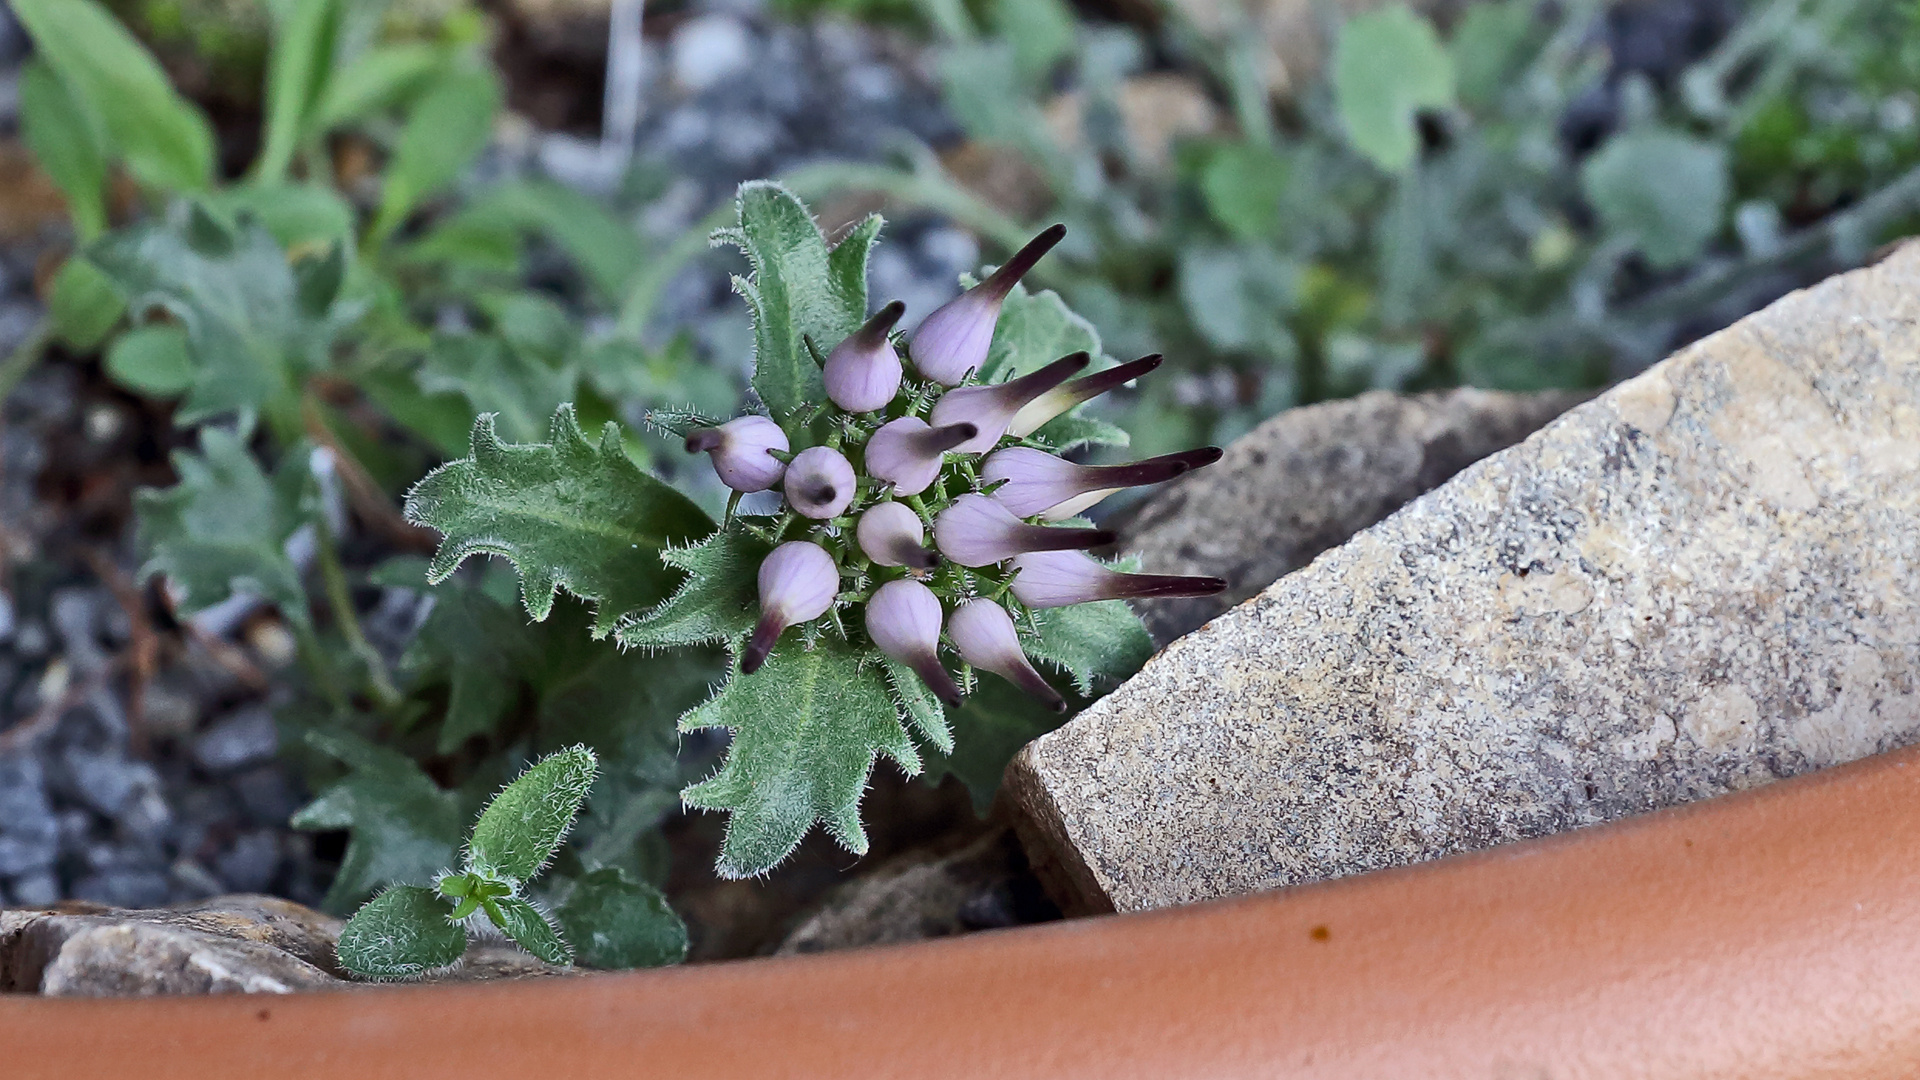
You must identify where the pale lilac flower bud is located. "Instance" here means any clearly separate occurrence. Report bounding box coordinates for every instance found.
[908,224,1066,385]
[685,415,788,493]
[932,493,1113,568]
[824,301,906,413]
[983,446,1223,520]
[1008,550,1227,609]
[927,352,1090,455]
[863,418,978,496]
[864,579,961,706]
[856,501,937,569]
[745,541,840,673]
[946,598,1063,711]
[783,446,856,519]
[1008,354,1164,438]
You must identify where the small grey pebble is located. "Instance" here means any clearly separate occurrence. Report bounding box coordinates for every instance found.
[0,588,14,643]
[230,766,303,826]
[214,830,283,893]
[71,868,172,908]
[0,834,56,875]
[191,706,280,773]
[62,749,144,817]
[671,13,754,93]
[13,620,47,659]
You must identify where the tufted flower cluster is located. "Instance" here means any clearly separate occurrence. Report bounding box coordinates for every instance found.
[684,226,1226,710]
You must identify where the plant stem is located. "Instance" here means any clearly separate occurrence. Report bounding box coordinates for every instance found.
[315,517,403,712]
[0,319,52,406]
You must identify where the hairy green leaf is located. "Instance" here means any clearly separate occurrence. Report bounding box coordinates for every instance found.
[398,574,538,753]
[882,656,953,754]
[1024,598,1153,696]
[91,204,347,427]
[311,42,447,131]
[936,678,1069,811]
[488,896,571,966]
[681,639,918,878]
[1581,127,1729,270]
[19,59,107,239]
[417,333,578,444]
[555,867,687,970]
[46,256,124,351]
[135,429,316,626]
[618,522,767,650]
[292,730,463,909]
[209,184,355,250]
[256,0,341,183]
[978,281,1105,382]
[1333,6,1455,172]
[467,746,598,885]
[405,405,712,635]
[1200,143,1290,242]
[105,324,194,396]
[336,885,467,980]
[721,182,877,425]
[11,0,215,193]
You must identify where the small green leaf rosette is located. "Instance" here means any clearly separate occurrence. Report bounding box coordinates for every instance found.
[334,885,466,980]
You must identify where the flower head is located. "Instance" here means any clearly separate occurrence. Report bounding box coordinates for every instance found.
[932,493,1113,568]
[746,541,840,673]
[864,417,977,496]
[983,446,1222,519]
[856,501,936,569]
[685,415,788,492]
[865,579,961,706]
[783,446,856,519]
[823,301,906,413]
[1009,550,1226,609]
[946,598,1063,711]
[927,352,1089,455]
[908,224,1066,385]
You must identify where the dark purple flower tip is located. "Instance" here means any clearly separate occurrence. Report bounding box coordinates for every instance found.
[865,579,961,707]
[783,446,857,519]
[927,352,1091,455]
[745,541,840,673]
[946,598,1063,711]
[864,418,979,496]
[932,493,1115,568]
[1008,353,1165,438]
[983,445,1224,519]
[1008,550,1227,609]
[906,226,1067,386]
[856,501,938,569]
[824,301,906,413]
[685,415,789,493]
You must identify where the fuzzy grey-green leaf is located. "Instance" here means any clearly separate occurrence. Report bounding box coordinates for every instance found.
[681,639,917,878]
[467,746,598,884]
[291,731,463,909]
[1024,597,1154,696]
[556,867,687,969]
[404,405,712,636]
[617,522,768,650]
[337,885,467,980]
[488,896,572,966]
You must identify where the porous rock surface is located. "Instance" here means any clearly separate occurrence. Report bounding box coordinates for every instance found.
[1011,242,1920,915]
[0,895,566,995]
[1118,387,1587,644]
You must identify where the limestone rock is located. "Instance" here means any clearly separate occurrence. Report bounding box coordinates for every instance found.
[1010,243,1920,915]
[1118,388,1587,644]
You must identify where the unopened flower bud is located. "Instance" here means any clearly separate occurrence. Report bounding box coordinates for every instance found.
[856,501,937,569]
[824,301,906,412]
[745,541,840,673]
[927,352,1090,454]
[1008,354,1164,438]
[908,225,1066,385]
[864,418,978,496]
[783,446,856,519]
[685,415,788,493]
[864,579,961,707]
[946,598,1063,711]
[932,493,1114,568]
[1008,550,1227,609]
[983,446,1223,520]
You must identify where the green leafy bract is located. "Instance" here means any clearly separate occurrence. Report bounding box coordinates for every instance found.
[291,731,463,910]
[720,181,879,427]
[1026,598,1155,696]
[489,896,572,966]
[978,281,1106,382]
[404,405,712,636]
[136,429,318,627]
[618,522,768,650]
[681,639,919,878]
[556,867,688,970]
[1333,5,1456,173]
[90,204,349,428]
[466,746,598,885]
[335,885,466,979]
